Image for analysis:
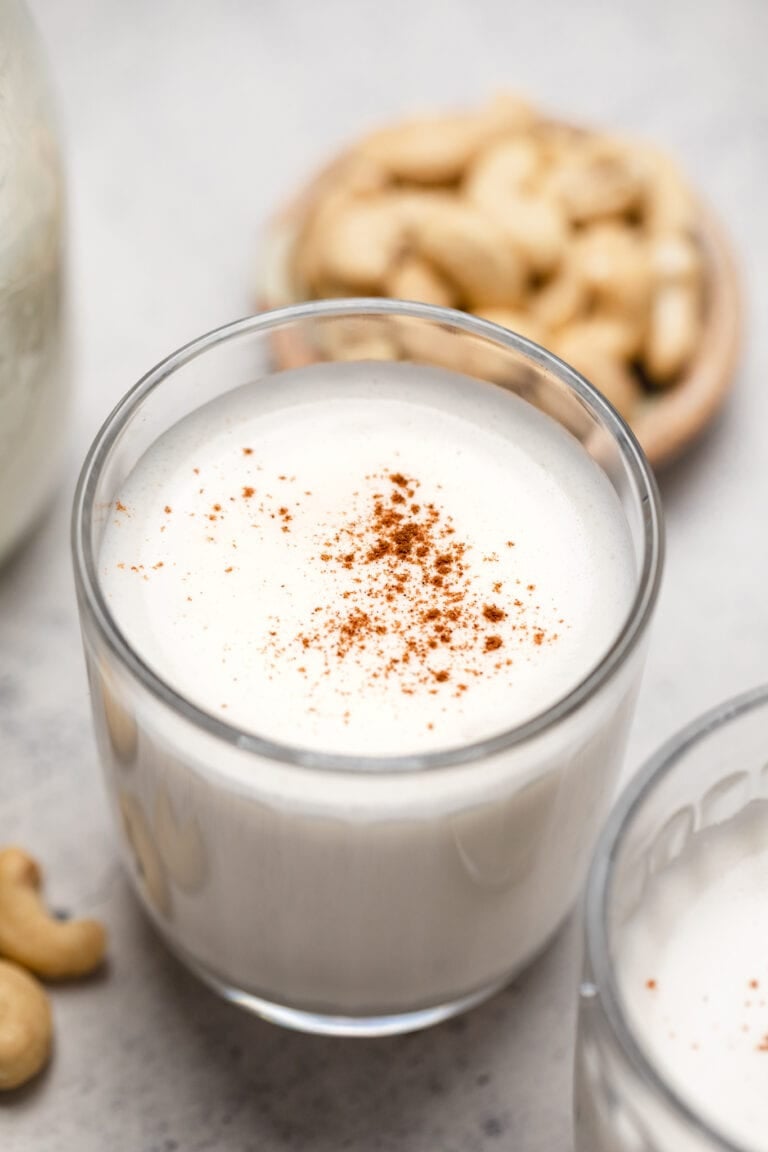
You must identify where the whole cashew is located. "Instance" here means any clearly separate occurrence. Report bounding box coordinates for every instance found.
[649,232,701,285]
[570,223,651,317]
[553,330,639,420]
[473,306,549,348]
[464,137,542,203]
[119,792,172,917]
[553,314,644,362]
[484,191,568,276]
[100,674,138,767]
[0,959,52,1091]
[153,789,208,894]
[530,266,587,329]
[546,137,644,223]
[307,195,409,291]
[412,198,525,307]
[292,155,390,292]
[644,282,701,384]
[386,254,457,309]
[0,848,106,980]
[318,314,399,362]
[635,145,697,233]
[357,95,533,184]
[465,140,566,274]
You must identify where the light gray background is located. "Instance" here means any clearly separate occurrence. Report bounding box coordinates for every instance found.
[2,0,766,1147]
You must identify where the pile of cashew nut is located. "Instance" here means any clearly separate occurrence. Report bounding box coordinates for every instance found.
[290,94,704,421]
[0,847,106,1090]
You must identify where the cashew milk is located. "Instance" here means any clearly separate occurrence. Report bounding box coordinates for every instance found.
[90,361,641,1022]
[618,803,768,1151]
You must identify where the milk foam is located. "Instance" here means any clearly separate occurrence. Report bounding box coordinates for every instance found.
[621,803,768,1150]
[98,362,634,755]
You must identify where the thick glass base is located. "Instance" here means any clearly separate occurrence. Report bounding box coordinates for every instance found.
[175,944,507,1037]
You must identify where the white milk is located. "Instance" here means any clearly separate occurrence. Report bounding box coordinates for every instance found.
[99,364,633,755]
[88,361,644,1022]
[619,803,768,1151]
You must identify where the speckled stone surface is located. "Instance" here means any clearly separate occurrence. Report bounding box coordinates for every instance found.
[2,0,767,1146]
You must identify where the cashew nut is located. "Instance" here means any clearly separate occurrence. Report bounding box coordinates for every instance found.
[306,195,408,291]
[644,281,700,384]
[473,306,549,348]
[553,314,644,362]
[285,98,706,421]
[318,315,399,363]
[649,232,701,285]
[119,792,172,917]
[546,137,644,223]
[483,191,568,275]
[154,789,208,894]
[0,848,106,980]
[635,144,697,233]
[291,153,392,294]
[413,198,525,307]
[464,137,543,203]
[571,223,651,317]
[530,266,588,329]
[0,959,52,1091]
[397,314,514,385]
[357,95,533,184]
[386,254,457,308]
[465,139,566,274]
[554,331,639,420]
[100,674,138,767]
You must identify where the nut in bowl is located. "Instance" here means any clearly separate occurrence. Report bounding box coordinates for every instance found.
[260,94,741,468]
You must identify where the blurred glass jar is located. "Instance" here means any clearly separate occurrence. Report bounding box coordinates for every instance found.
[0,0,68,564]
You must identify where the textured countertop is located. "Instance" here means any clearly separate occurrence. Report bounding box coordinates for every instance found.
[3,1,767,1147]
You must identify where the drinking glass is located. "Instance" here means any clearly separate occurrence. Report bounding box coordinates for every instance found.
[73,300,662,1036]
[576,686,768,1151]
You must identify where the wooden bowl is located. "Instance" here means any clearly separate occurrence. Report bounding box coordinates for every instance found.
[257,153,742,471]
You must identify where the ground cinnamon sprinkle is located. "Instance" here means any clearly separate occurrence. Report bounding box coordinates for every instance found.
[263,470,561,699]
[115,465,564,717]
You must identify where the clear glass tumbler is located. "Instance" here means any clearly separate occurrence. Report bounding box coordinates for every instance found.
[72,300,662,1036]
[576,686,768,1152]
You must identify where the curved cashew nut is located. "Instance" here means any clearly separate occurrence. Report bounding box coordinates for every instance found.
[649,232,701,285]
[291,155,390,292]
[644,282,701,384]
[553,314,644,362]
[386,254,457,309]
[154,789,208,894]
[465,140,567,274]
[100,674,138,767]
[464,137,542,202]
[412,198,525,307]
[119,792,172,917]
[570,223,651,317]
[553,330,639,420]
[357,95,533,184]
[311,195,412,291]
[547,137,644,223]
[530,266,587,329]
[635,144,697,234]
[472,306,549,348]
[0,959,52,1091]
[0,849,106,980]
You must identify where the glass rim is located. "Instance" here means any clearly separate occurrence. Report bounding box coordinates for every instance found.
[583,684,768,1152]
[72,298,663,775]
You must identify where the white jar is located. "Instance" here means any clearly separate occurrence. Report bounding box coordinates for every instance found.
[0,0,68,563]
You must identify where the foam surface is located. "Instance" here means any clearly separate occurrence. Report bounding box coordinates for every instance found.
[99,361,634,755]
